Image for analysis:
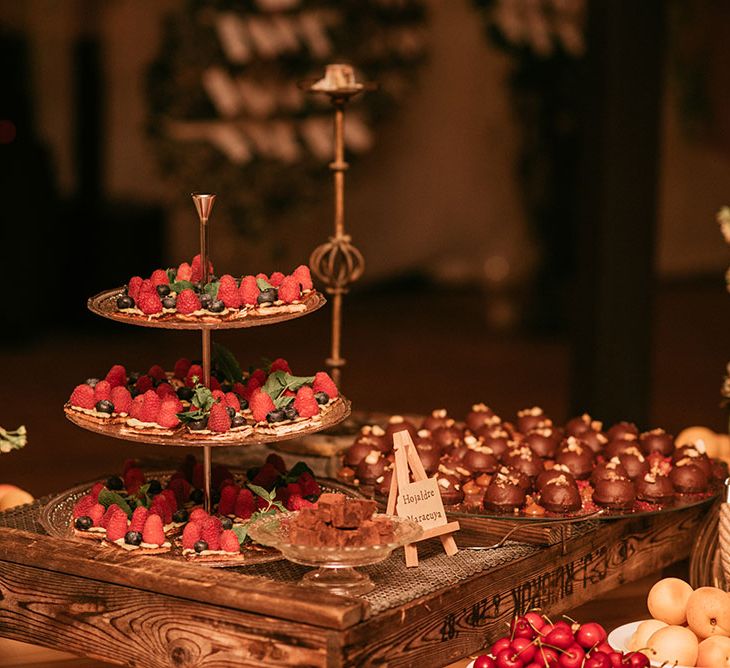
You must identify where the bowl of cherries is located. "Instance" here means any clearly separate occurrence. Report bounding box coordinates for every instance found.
[468,612,650,668]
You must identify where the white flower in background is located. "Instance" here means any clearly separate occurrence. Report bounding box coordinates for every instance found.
[718,206,730,244]
[0,425,26,453]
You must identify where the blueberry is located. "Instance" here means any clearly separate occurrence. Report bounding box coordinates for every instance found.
[315,391,329,405]
[147,479,162,496]
[190,489,204,504]
[257,288,277,305]
[125,531,143,546]
[194,540,208,553]
[220,517,233,530]
[266,409,286,423]
[172,509,189,523]
[199,293,212,308]
[128,371,141,384]
[162,295,176,309]
[225,406,236,419]
[85,377,100,387]
[193,281,203,292]
[189,417,208,431]
[239,398,249,411]
[212,490,221,504]
[106,475,124,491]
[156,284,171,297]
[208,299,225,313]
[95,399,114,414]
[116,295,134,309]
[231,414,246,429]
[75,516,93,531]
[177,386,194,401]
[284,404,298,421]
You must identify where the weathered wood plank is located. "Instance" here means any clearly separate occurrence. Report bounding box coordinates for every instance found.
[0,527,363,631]
[0,560,340,668]
[341,505,708,667]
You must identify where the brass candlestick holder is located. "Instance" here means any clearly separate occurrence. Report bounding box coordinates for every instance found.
[305,65,373,387]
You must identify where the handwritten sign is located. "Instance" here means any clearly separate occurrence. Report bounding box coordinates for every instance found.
[396,477,448,530]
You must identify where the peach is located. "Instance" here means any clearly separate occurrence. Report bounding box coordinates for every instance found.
[647,577,694,625]
[697,636,730,667]
[0,485,33,511]
[628,619,668,651]
[686,587,730,639]
[643,625,699,667]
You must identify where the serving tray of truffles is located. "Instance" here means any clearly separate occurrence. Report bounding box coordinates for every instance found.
[336,406,724,523]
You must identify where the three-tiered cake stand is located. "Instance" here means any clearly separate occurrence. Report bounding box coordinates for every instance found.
[66,194,351,512]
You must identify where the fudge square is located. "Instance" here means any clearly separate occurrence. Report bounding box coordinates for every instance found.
[317,493,377,529]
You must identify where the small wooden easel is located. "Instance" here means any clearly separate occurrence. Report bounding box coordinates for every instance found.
[386,430,460,567]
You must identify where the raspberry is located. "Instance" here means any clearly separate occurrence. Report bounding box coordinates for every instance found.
[105,364,127,388]
[212,465,233,490]
[69,384,95,409]
[208,403,231,433]
[312,371,338,399]
[269,271,285,287]
[209,377,221,391]
[224,392,240,412]
[129,395,144,420]
[232,382,246,399]
[298,472,321,498]
[110,386,132,414]
[93,380,112,403]
[157,400,181,429]
[278,276,301,304]
[269,358,291,374]
[156,383,176,399]
[256,272,269,282]
[129,506,149,533]
[191,254,213,283]
[135,375,154,394]
[124,467,145,494]
[176,262,192,282]
[218,484,239,516]
[88,503,105,526]
[140,390,161,423]
[250,388,275,423]
[128,276,143,301]
[177,288,201,315]
[182,522,201,550]
[252,462,280,489]
[287,495,316,511]
[150,269,169,287]
[142,515,166,546]
[212,389,226,403]
[250,369,267,386]
[89,482,105,499]
[192,463,204,490]
[167,477,191,506]
[265,453,287,473]
[106,508,129,542]
[101,504,122,529]
[122,459,140,475]
[150,495,172,525]
[239,275,259,305]
[234,488,255,519]
[241,376,261,401]
[201,518,222,550]
[137,290,163,315]
[148,364,166,381]
[294,386,319,419]
[282,483,303,503]
[72,494,96,518]
[293,264,314,291]
[189,507,208,524]
[220,530,240,553]
[185,364,203,387]
[218,274,241,309]
[174,358,191,380]
[159,488,178,512]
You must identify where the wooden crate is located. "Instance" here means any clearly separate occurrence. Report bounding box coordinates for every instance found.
[0,503,710,667]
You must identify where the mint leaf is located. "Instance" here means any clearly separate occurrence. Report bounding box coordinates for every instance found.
[170,279,194,294]
[262,371,314,405]
[273,396,294,410]
[248,483,272,502]
[98,489,133,518]
[256,277,274,291]
[213,343,243,384]
[203,281,220,299]
[166,267,177,284]
[233,524,249,544]
[192,386,215,411]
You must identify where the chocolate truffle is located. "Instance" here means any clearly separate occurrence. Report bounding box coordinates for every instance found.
[374,468,393,497]
[670,461,709,493]
[384,415,418,445]
[539,474,582,513]
[516,407,547,435]
[499,466,532,493]
[606,421,639,441]
[462,446,499,474]
[478,429,512,459]
[592,477,636,510]
[639,428,675,457]
[503,446,545,479]
[483,471,526,513]
[712,459,729,482]
[355,450,387,485]
[556,437,595,480]
[353,424,388,454]
[672,446,712,477]
[635,472,674,504]
[344,441,375,468]
[418,448,442,476]
[466,403,499,433]
[565,413,602,437]
[431,423,463,451]
[436,474,464,505]
[590,458,629,486]
[579,429,608,454]
[521,428,560,459]
[618,446,649,480]
[422,408,450,433]
[604,435,640,460]
[536,464,573,490]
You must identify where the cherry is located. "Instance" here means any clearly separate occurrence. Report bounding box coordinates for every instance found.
[584,652,611,668]
[607,651,624,668]
[544,628,575,650]
[553,621,573,633]
[512,618,536,640]
[595,642,614,655]
[575,622,607,649]
[622,652,649,668]
[558,644,585,668]
[491,637,512,657]
[524,612,546,633]
[536,646,559,667]
[511,637,536,663]
[495,648,524,668]
[474,655,498,668]
[524,664,542,668]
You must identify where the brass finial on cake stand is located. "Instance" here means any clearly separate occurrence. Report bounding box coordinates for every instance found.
[304,64,373,387]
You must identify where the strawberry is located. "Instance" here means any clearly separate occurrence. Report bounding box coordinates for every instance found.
[298,472,321,498]
[129,506,149,533]
[155,383,176,399]
[150,269,169,287]
[148,364,166,381]
[157,400,181,428]
[176,262,192,282]
[208,403,231,433]
[139,389,161,424]
[89,482,105,499]
[218,484,239,516]
[265,453,287,473]
[137,290,163,315]
[234,488,255,519]
[212,465,233,490]
[252,462,280,489]
[293,264,313,291]
[249,388,275,423]
[174,358,191,379]
[105,364,127,388]
[129,395,144,420]
[182,522,201,550]
[150,495,172,525]
[127,276,143,301]
[201,517,222,550]
[218,274,241,309]
[209,377,221,391]
[224,392,240,412]
[294,386,319,419]
[122,459,140,475]
[110,386,132,414]
[269,358,291,374]
[160,489,178,513]
[189,507,209,524]
[278,276,300,304]
[185,364,204,387]
[191,254,213,283]
[220,530,240,553]
[142,514,166,546]
[124,467,145,494]
[72,494,96,518]
[93,380,112,402]
[312,371,338,399]
[176,288,201,315]
[212,389,226,403]
[241,376,261,402]
[167,477,191,506]
[250,369,267,386]
[192,463,204,490]
[69,384,95,409]
[88,503,105,526]
[135,374,154,394]
[101,504,122,529]
[269,271,285,287]
[232,382,246,398]
[287,495,316,511]
[106,508,129,542]
[239,275,259,305]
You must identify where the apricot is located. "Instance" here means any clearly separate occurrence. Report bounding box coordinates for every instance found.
[647,577,694,625]
[643,625,698,667]
[0,485,33,511]
[628,619,667,651]
[697,636,730,667]
[686,587,730,639]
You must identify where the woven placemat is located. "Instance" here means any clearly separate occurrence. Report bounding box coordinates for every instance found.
[0,499,597,615]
